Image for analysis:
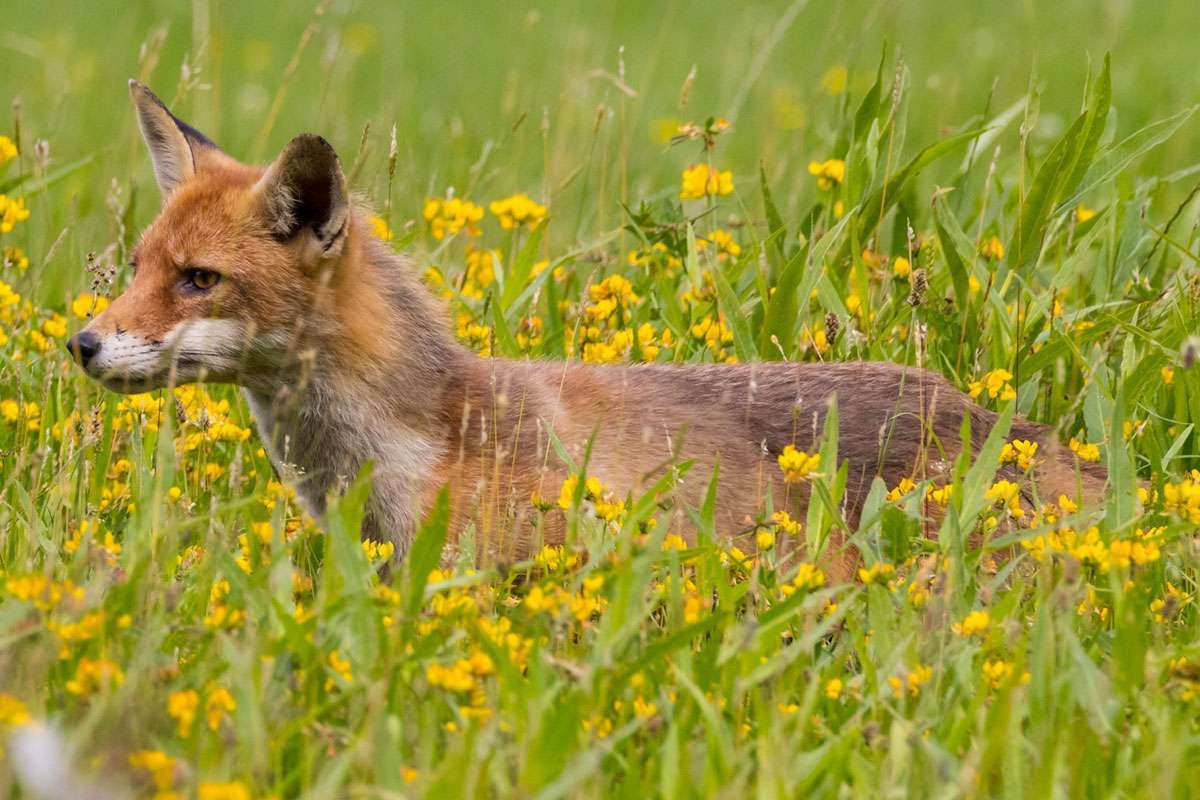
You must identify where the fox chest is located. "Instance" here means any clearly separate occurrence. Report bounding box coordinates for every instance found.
[242,389,438,546]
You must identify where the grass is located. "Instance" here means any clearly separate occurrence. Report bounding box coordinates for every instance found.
[4,1,1200,797]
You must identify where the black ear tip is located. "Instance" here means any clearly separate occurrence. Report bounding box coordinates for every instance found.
[287,133,341,165]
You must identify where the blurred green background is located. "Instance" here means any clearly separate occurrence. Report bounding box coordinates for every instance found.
[2,0,1199,298]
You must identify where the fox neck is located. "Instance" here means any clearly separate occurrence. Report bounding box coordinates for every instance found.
[244,223,470,553]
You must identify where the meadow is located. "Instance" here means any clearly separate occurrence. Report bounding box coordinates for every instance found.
[4,1,1200,797]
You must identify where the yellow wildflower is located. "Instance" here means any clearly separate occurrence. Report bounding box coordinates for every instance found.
[825,677,843,700]
[65,657,124,696]
[953,609,990,638]
[2,246,28,271]
[369,214,393,241]
[0,693,31,727]
[198,782,251,800]
[128,750,177,792]
[70,293,110,320]
[755,528,776,550]
[771,510,802,536]
[206,686,236,731]
[978,235,1004,261]
[489,193,547,230]
[0,195,30,233]
[423,196,484,240]
[680,163,734,199]
[999,439,1039,471]
[968,368,1016,401]
[807,159,845,191]
[1068,438,1101,462]
[983,659,1014,689]
[778,445,820,483]
[858,562,895,585]
[168,689,199,737]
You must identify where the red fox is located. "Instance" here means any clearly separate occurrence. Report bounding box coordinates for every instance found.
[68,81,1106,577]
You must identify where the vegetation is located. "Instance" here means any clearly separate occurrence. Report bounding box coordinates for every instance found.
[3,1,1200,796]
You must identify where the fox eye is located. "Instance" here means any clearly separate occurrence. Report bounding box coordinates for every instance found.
[184,268,221,292]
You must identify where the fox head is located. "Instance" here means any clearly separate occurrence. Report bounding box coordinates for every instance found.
[68,81,358,394]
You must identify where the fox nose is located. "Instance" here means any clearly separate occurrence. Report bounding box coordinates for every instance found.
[67,330,101,368]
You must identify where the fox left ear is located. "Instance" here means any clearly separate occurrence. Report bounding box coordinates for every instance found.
[254,134,349,258]
[129,80,224,199]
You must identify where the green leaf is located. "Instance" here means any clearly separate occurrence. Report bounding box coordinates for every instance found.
[758,244,806,357]
[500,225,544,309]
[404,486,450,618]
[933,192,976,305]
[759,161,787,267]
[1007,111,1089,270]
[490,293,521,356]
[1058,104,1200,213]
[710,254,758,361]
[857,127,984,236]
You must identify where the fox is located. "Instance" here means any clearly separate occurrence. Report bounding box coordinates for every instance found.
[67,81,1106,579]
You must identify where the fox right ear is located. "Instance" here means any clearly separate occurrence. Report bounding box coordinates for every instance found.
[129,79,223,198]
[253,134,349,258]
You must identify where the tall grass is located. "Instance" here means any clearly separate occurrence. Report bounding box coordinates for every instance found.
[3,2,1200,797]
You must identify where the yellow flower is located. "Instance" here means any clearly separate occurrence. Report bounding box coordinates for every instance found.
[1068,437,1101,462]
[857,562,895,585]
[978,235,1005,261]
[661,533,688,552]
[968,368,1016,401]
[824,677,843,700]
[198,782,251,800]
[926,484,954,508]
[696,228,742,262]
[892,256,911,279]
[755,528,776,550]
[820,65,848,95]
[807,159,845,191]
[369,214,393,241]
[886,477,917,501]
[168,689,199,736]
[680,163,734,199]
[206,686,236,731]
[778,445,820,483]
[71,293,110,320]
[2,246,28,271]
[632,695,658,719]
[41,313,67,338]
[771,510,802,536]
[0,195,30,233]
[129,750,178,791]
[1075,205,1096,223]
[489,193,547,230]
[362,539,396,562]
[328,650,354,687]
[1162,366,1175,385]
[65,657,124,696]
[953,609,990,638]
[423,196,484,240]
[999,439,1039,471]
[0,136,16,165]
[0,693,31,727]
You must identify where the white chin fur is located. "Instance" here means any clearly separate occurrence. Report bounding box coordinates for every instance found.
[89,319,252,391]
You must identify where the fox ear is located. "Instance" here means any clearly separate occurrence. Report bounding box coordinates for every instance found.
[254,134,349,257]
[129,79,223,198]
